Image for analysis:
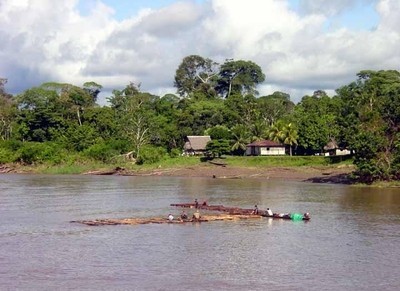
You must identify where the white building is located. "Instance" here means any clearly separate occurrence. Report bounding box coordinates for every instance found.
[246,140,286,156]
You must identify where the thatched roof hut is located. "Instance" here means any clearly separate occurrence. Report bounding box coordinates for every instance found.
[183,136,211,155]
[323,139,338,151]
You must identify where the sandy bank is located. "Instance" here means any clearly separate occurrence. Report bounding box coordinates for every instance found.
[1,162,355,184]
[111,163,355,184]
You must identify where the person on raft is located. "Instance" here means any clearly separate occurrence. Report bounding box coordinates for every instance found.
[180,211,188,220]
[192,209,201,221]
[168,214,174,222]
[252,205,259,215]
[266,208,273,216]
[194,199,199,209]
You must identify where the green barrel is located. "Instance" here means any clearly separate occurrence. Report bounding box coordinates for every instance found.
[290,213,304,221]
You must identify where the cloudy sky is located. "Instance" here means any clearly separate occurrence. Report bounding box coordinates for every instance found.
[0,0,399,104]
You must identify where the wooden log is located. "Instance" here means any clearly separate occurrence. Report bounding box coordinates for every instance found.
[208,161,227,167]
[71,214,263,226]
[170,203,257,214]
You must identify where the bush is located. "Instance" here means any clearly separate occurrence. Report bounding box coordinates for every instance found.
[83,142,119,162]
[62,124,98,151]
[205,139,231,157]
[0,147,14,163]
[0,141,21,163]
[107,139,131,153]
[0,140,23,152]
[136,146,167,165]
[169,148,181,158]
[15,142,66,165]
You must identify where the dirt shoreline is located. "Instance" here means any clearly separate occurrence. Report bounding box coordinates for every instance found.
[117,163,355,184]
[1,163,355,184]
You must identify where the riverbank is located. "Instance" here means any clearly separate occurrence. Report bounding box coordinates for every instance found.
[0,157,355,184]
[128,163,354,183]
[79,161,355,184]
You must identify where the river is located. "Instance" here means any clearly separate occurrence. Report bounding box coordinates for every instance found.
[0,174,399,290]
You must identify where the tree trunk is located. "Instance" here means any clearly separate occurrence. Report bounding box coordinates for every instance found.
[77,108,82,126]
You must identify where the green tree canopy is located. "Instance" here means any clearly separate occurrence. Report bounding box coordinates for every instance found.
[337,70,400,181]
[216,59,265,98]
[0,78,15,140]
[174,55,219,98]
[294,91,341,154]
[108,82,158,159]
[257,91,295,126]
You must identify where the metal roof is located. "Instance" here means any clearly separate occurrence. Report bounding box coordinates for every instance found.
[246,140,284,147]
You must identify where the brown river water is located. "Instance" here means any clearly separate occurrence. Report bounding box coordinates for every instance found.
[0,174,399,290]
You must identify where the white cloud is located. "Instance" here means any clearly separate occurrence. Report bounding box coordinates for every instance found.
[0,0,399,104]
[298,0,375,16]
[0,0,116,92]
[377,0,400,31]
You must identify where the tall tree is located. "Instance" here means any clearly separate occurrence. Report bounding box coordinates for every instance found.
[294,91,340,154]
[0,78,15,140]
[16,87,63,142]
[223,93,258,127]
[257,91,295,126]
[151,94,181,150]
[108,83,156,159]
[174,55,219,98]
[40,82,96,126]
[179,99,225,135]
[337,70,400,182]
[216,59,265,98]
[83,81,103,103]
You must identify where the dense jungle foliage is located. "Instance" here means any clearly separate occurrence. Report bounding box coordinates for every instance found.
[1,55,400,183]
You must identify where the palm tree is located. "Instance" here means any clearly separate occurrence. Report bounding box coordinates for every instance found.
[251,120,267,142]
[267,121,298,156]
[231,124,251,155]
[267,120,285,143]
[281,123,298,156]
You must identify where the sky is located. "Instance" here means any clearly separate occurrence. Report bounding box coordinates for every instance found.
[0,0,399,104]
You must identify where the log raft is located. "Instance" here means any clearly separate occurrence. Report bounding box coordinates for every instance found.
[71,214,263,226]
[170,203,265,215]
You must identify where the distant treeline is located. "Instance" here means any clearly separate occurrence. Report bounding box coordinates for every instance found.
[1,55,400,183]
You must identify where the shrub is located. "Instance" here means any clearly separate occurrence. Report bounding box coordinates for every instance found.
[0,147,14,163]
[169,148,181,158]
[107,139,131,153]
[83,142,119,162]
[16,142,66,165]
[0,141,22,163]
[136,146,167,165]
[62,124,98,151]
[0,140,23,152]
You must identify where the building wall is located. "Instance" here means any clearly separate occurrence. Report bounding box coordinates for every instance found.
[246,146,286,156]
[335,149,351,156]
[260,147,285,155]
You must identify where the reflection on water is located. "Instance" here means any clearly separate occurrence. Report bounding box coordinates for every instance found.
[0,174,399,290]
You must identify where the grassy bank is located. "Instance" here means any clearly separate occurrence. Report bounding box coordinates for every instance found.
[221,155,350,167]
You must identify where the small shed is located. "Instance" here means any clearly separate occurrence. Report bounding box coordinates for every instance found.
[246,140,286,156]
[183,136,211,156]
[323,139,351,156]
